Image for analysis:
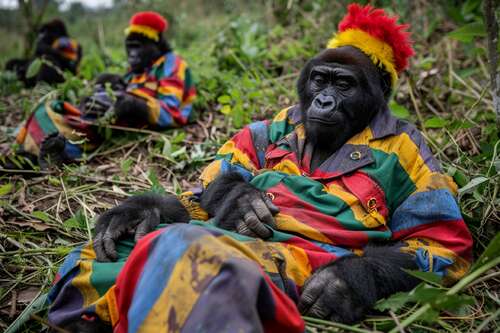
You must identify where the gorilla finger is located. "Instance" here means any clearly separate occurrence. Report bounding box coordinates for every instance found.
[305,296,332,319]
[134,208,160,242]
[250,196,276,229]
[263,195,280,215]
[236,219,258,238]
[93,233,110,262]
[298,274,329,314]
[102,231,119,262]
[244,211,272,238]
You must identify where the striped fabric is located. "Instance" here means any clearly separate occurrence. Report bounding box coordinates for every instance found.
[51,37,81,63]
[48,106,472,332]
[15,51,196,159]
[124,52,196,128]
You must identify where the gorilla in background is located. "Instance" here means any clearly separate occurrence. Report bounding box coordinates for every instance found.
[47,4,473,333]
[5,19,82,87]
[1,11,196,171]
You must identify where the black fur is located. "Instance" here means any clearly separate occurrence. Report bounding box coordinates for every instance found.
[93,193,190,262]
[298,245,420,324]
[5,19,81,87]
[297,46,389,170]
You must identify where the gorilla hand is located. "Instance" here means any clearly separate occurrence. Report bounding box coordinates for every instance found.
[298,246,419,324]
[113,93,149,125]
[200,172,279,238]
[94,193,190,262]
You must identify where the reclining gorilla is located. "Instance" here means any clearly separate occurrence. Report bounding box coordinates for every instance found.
[2,11,196,170]
[47,4,472,332]
[5,19,82,87]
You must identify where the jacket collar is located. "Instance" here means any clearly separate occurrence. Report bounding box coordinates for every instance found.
[270,105,400,179]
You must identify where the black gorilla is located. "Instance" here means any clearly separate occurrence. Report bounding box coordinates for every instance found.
[5,19,82,87]
[92,46,420,325]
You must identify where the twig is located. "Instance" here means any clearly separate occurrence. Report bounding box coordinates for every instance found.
[483,0,500,128]
[389,311,405,333]
[30,313,70,333]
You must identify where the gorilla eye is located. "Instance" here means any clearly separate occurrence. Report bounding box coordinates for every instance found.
[311,74,327,86]
[335,79,353,91]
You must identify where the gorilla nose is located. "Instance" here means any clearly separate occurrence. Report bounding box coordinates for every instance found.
[314,95,335,110]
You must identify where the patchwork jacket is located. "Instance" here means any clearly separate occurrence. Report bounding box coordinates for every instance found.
[124,52,196,128]
[198,105,473,283]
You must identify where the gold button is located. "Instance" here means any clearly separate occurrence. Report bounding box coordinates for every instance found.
[266,192,275,201]
[367,198,377,211]
[350,151,362,160]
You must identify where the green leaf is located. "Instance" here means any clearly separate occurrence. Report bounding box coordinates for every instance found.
[419,308,440,323]
[404,270,443,286]
[220,104,232,115]
[32,211,51,222]
[471,232,500,271]
[458,176,488,195]
[432,294,474,311]
[411,284,444,304]
[424,117,446,128]
[448,22,486,43]
[64,209,86,230]
[389,101,410,119]
[0,183,13,196]
[217,95,232,104]
[375,291,412,312]
[26,58,42,78]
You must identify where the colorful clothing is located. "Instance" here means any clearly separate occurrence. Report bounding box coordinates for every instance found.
[124,52,196,128]
[48,106,473,332]
[15,52,196,159]
[51,37,81,66]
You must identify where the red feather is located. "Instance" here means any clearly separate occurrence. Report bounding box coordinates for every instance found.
[130,11,168,33]
[338,3,414,73]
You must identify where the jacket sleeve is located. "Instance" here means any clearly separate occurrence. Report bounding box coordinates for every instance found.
[130,55,196,129]
[178,122,267,220]
[389,128,473,285]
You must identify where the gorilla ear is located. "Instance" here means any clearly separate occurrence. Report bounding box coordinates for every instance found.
[378,69,392,101]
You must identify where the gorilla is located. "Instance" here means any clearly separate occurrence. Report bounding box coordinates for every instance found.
[5,19,82,87]
[3,11,195,171]
[47,4,472,332]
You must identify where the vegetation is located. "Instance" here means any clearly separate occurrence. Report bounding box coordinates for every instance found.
[0,0,498,332]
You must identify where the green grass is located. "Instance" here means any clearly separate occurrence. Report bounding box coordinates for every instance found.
[0,0,499,332]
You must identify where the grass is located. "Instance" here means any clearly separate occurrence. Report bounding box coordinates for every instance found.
[0,0,499,332]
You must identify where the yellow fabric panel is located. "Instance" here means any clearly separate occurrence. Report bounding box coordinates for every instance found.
[199,160,222,188]
[129,89,161,125]
[158,85,183,98]
[325,183,386,228]
[125,24,160,41]
[177,60,186,81]
[15,126,27,144]
[272,159,302,175]
[278,244,312,287]
[327,29,398,86]
[22,133,40,155]
[46,105,84,141]
[275,213,332,244]
[217,140,258,172]
[71,243,100,307]
[273,108,290,122]
[129,73,147,84]
[178,192,209,221]
[103,286,119,326]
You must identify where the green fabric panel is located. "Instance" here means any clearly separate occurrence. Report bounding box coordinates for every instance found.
[268,118,294,143]
[34,103,58,135]
[361,149,417,213]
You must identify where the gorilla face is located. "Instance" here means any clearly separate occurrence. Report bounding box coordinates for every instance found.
[298,46,390,154]
[125,34,162,74]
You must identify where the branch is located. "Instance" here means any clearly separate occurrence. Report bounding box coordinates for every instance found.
[483,0,500,129]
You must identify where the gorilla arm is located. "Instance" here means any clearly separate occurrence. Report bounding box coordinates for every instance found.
[298,246,419,324]
[93,193,190,262]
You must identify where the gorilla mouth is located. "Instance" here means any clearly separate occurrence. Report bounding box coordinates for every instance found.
[308,116,341,125]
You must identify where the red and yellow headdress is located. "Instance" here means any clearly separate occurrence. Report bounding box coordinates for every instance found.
[125,11,168,42]
[327,4,414,86]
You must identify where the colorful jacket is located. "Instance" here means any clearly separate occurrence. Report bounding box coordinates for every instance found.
[124,52,196,128]
[199,105,473,284]
[50,37,81,69]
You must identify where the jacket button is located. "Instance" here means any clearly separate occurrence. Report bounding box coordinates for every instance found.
[350,151,362,160]
[367,198,377,211]
[266,192,275,201]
